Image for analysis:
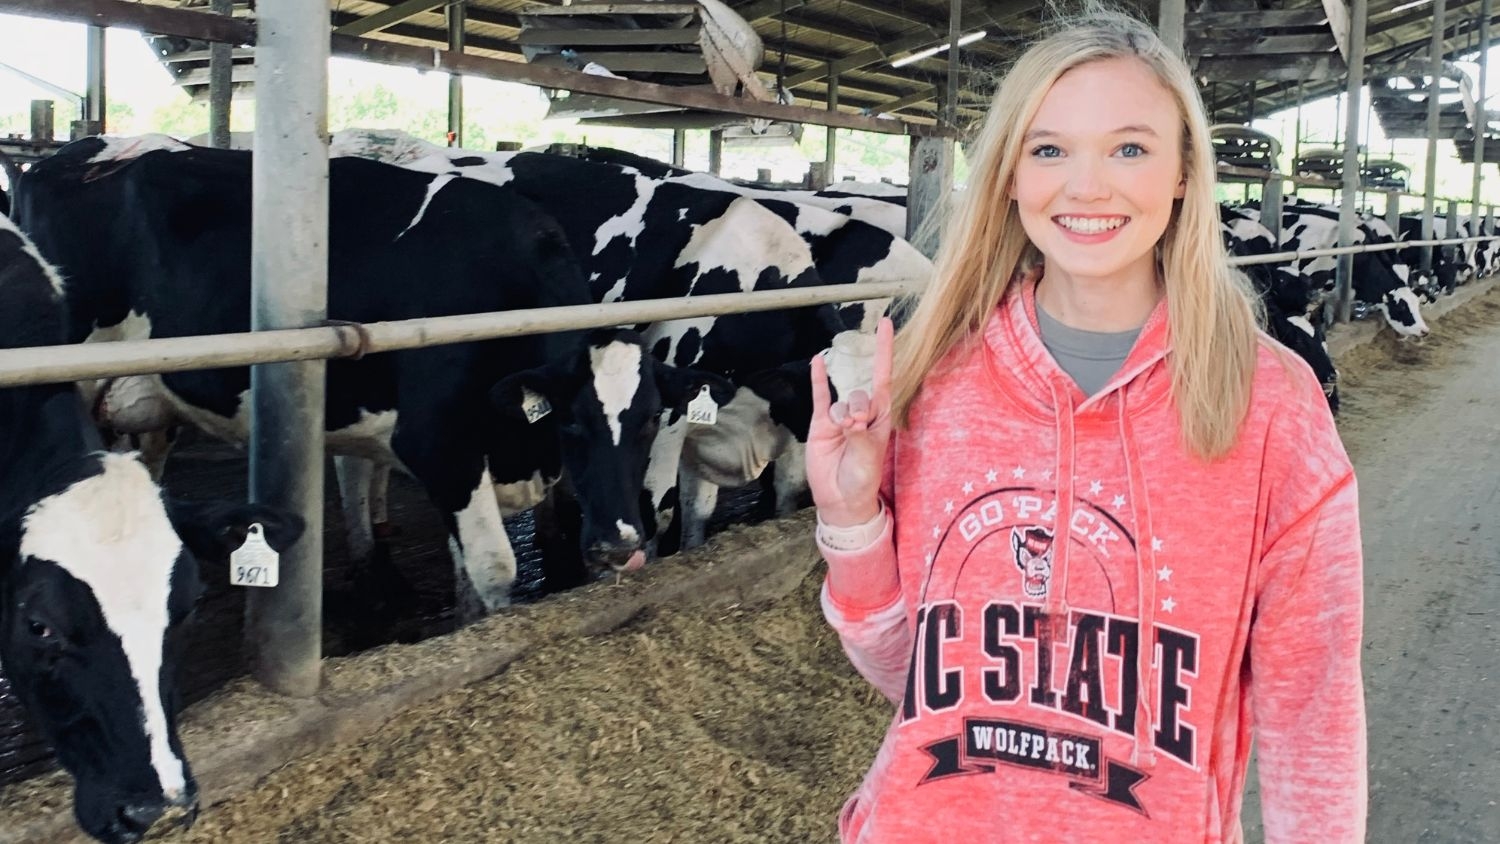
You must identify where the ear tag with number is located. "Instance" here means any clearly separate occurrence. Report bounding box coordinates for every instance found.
[230,523,280,588]
[686,385,718,425]
[521,387,552,424]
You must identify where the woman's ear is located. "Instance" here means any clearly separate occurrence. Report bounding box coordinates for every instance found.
[1174,176,1187,199]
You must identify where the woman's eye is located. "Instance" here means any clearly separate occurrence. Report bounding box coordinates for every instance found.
[1118,143,1147,158]
[1030,144,1062,158]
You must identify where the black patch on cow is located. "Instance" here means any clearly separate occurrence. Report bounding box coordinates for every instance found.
[673,327,702,368]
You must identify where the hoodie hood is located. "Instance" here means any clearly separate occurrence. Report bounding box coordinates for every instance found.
[984,278,1171,769]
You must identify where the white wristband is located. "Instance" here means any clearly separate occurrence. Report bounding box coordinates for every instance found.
[816,504,889,552]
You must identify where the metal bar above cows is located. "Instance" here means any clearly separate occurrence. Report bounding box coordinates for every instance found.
[0,282,923,389]
[0,0,951,138]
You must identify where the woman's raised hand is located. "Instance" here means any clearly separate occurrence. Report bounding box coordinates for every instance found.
[806,318,894,528]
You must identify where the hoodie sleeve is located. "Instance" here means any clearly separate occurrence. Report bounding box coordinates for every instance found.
[819,442,909,704]
[1250,372,1367,844]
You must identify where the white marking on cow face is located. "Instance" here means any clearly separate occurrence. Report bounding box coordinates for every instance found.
[19,453,188,798]
[0,216,66,297]
[397,173,456,240]
[681,387,790,487]
[1287,315,1316,338]
[675,198,817,293]
[615,520,640,544]
[1383,287,1430,336]
[446,460,515,612]
[589,341,644,446]
[492,469,549,514]
[592,172,659,256]
[85,134,190,163]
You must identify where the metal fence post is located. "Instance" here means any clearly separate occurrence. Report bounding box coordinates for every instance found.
[208,0,232,148]
[247,0,329,698]
[1422,0,1448,273]
[1335,0,1368,323]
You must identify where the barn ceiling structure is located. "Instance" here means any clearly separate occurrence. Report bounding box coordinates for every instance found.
[125,0,1500,133]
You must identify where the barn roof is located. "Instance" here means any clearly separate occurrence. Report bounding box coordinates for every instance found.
[149,1,1500,131]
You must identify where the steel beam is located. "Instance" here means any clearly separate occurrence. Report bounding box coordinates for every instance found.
[1335,0,1367,324]
[1423,0,1448,273]
[1472,0,1491,215]
[208,0,232,148]
[247,0,328,699]
[448,0,465,147]
[84,25,105,134]
[333,0,443,37]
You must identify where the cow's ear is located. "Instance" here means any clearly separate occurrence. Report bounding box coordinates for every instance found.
[743,360,817,439]
[655,365,735,410]
[165,499,306,561]
[490,366,563,423]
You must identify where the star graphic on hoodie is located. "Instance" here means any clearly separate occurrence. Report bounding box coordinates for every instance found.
[932,525,941,538]
[962,481,975,494]
[1111,494,1126,508]
[1151,536,1164,551]
[1157,565,1173,582]
[985,468,999,483]
[1011,466,1025,479]
[1039,469,1053,481]
[1161,596,1177,613]
[1088,480,1104,495]
[944,500,955,514]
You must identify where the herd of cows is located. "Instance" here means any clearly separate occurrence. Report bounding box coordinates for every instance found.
[0,129,1490,843]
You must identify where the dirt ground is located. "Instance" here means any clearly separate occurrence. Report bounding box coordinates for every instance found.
[33,288,1500,843]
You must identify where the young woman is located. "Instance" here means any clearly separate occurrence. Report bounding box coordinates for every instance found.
[806,12,1365,843]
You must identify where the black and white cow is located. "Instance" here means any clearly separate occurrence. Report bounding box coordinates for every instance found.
[1237,199,1429,337]
[0,213,304,843]
[14,137,725,614]
[1219,208,1339,411]
[331,130,920,552]
[1398,213,1480,299]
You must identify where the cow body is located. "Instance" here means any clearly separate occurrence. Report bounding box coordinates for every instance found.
[15,139,711,612]
[1234,199,1429,337]
[331,130,923,551]
[1218,209,1340,411]
[0,212,305,843]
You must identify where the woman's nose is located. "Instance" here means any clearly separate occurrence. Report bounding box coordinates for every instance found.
[1065,159,1111,201]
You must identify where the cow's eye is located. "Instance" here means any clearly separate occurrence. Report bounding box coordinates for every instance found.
[27,620,52,639]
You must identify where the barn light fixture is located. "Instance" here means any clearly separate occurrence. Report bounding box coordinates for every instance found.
[891,30,988,68]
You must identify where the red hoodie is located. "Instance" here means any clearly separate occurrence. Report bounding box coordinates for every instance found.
[819,281,1365,843]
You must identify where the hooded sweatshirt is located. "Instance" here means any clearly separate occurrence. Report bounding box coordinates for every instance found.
[820,280,1365,843]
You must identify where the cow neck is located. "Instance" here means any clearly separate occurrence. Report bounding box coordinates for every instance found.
[0,384,102,526]
[981,277,1169,769]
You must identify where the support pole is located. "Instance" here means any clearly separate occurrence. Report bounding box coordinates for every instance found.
[1471,0,1491,221]
[248,0,329,699]
[907,135,952,258]
[1263,174,1283,240]
[825,68,838,188]
[83,25,105,136]
[1335,0,1367,323]
[1158,0,1186,57]
[1293,82,1305,168]
[1422,0,1448,273]
[208,0,232,148]
[943,0,961,129]
[447,0,465,147]
[708,128,723,175]
[671,128,686,168]
[1386,190,1402,235]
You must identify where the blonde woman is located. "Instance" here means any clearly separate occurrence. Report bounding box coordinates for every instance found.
[806,11,1365,843]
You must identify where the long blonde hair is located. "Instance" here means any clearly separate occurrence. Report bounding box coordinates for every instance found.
[892,10,1262,462]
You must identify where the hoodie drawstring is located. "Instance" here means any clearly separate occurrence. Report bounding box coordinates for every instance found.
[1118,386,1160,769]
[1046,378,1077,640]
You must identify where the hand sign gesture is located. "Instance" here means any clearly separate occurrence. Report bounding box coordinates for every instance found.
[806,317,895,528]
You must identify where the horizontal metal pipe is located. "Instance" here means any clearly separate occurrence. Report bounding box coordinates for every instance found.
[0,281,917,388]
[0,226,1490,389]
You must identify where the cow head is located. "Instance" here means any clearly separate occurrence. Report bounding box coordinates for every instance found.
[0,453,303,844]
[491,329,733,575]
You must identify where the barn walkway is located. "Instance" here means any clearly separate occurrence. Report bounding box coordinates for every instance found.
[1243,288,1500,843]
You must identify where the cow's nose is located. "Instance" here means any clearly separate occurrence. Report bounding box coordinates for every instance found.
[587,542,645,573]
[118,801,165,836]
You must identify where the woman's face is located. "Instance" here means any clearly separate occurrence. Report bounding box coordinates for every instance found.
[1011,56,1186,288]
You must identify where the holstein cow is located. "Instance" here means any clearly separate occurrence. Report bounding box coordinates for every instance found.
[0,213,304,843]
[1219,208,1339,411]
[15,137,724,615]
[330,130,921,554]
[1397,214,1479,299]
[1237,199,1429,337]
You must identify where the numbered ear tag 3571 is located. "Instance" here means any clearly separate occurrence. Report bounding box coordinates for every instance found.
[686,385,718,425]
[230,523,280,588]
[521,387,552,424]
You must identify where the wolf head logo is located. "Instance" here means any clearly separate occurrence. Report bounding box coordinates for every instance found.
[1011,525,1055,599]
